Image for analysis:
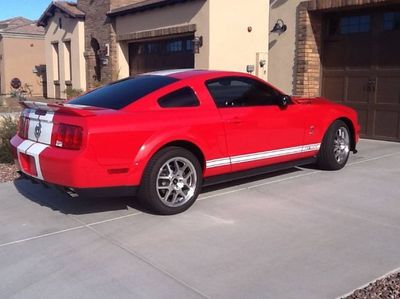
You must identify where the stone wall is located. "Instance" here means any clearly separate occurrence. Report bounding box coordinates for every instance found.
[77,0,146,89]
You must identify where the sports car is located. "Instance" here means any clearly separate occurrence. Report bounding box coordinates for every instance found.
[10,69,360,214]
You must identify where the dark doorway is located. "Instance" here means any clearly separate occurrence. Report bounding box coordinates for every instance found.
[129,35,195,76]
[322,7,400,141]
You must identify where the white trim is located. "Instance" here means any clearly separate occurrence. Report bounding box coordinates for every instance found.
[206,143,321,169]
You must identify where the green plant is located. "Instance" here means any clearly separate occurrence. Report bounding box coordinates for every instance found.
[9,83,33,101]
[0,115,18,164]
[64,86,84,99]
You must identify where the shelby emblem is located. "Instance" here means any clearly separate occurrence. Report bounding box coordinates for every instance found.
[34,122,42,140]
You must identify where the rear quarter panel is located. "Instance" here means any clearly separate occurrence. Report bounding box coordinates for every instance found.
[87,79,230,185]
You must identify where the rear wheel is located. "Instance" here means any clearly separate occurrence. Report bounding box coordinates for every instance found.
[317,120,351,170]
[138,146,202,215]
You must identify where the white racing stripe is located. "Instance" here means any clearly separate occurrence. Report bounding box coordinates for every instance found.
[25,143,49,180]
[206,143,321,169]
[18,109,55,180]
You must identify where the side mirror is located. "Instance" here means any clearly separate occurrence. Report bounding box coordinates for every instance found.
[278,95,291,109]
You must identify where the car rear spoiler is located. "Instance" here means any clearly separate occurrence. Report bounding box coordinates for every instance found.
[19,101,102,117]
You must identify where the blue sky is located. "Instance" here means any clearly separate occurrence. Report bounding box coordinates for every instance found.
[0,0,64,21]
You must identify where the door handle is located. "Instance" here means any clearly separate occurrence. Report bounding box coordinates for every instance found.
[367,79,376,92]
[226,117,243,125]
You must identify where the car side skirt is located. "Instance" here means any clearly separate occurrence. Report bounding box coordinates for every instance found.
[203,157,317,187]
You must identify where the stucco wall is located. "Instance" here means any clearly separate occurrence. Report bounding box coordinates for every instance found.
[208,0,269,80]
[114,0,269,80]
[0,35,45,96]
[44,12,86,99]
[268,0,303,94]
[115,0,210,79]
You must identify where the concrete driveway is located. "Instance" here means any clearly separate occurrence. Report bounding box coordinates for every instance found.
[0,139,399,299]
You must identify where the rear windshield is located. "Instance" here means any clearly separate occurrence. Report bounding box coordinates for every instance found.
[68,75,179,110]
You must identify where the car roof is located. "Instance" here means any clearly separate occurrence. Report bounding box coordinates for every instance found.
[141,69,252,80]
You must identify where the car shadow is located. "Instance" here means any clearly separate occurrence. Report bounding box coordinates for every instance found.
[201,167,303,194]
[13,166,307,215]
[13,178,152,215]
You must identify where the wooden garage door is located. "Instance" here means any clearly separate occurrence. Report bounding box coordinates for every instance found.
[322,8,400,141]
[129,35,195,76]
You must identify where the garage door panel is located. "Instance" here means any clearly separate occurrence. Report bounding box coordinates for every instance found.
[374,110,400,138]
[356,108,369,135]
[376,76,400,104]
[346,76,369,103]
[323,40,346,69]
[346,39,372,69]
[322,76,345,102]
[377,34,400,67]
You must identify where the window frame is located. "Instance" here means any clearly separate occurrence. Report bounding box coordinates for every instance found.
[205,76,284,109]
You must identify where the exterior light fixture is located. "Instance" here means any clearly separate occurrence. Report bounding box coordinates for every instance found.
[271,19,287,34]
[192,36,203,54]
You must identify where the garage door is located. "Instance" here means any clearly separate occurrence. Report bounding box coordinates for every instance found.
[129,35,195,76]
[322,8,400,141]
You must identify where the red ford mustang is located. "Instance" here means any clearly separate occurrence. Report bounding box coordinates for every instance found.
[11,70,360,214]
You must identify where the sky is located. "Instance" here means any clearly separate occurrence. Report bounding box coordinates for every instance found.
[0,0,67,21]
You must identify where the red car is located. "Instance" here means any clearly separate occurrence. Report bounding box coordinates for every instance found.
[11,70,360,214]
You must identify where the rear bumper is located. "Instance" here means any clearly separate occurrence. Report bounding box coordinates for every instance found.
[19,171,138,198]
[10,135,141,189]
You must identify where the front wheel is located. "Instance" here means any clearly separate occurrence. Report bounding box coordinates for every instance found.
[317,120,351,170]
[137,147,202,215]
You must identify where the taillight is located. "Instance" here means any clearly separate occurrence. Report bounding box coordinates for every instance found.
[18,116,29,139]
[52,124,83,150]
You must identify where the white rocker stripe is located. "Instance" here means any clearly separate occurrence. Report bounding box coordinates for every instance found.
[206,158,231,169]
[206,143,321,169]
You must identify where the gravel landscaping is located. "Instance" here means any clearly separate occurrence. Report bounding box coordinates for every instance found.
[343,271,400,299]
[0,163,19,183]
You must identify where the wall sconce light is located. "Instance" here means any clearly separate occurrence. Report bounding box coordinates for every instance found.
[193,36,203,54]
[271,19,287,34]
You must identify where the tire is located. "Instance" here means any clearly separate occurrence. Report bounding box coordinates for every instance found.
[137,146,203,215]
[317,120,351,170]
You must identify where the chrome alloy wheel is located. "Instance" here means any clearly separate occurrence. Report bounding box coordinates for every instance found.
[156,157,197,208]
[334,126,350,163]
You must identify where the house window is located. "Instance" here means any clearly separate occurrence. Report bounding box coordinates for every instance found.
[64,41,72,81]
[166,40,183,53]
[384,12,400,31]
[339,15,371,34]
[52,43,60,81]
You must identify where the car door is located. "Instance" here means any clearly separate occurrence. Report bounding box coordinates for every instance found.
[205,76,307,172]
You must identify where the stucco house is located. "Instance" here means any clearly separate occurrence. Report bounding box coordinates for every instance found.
[38,0,269,99]
[0,17,45,96]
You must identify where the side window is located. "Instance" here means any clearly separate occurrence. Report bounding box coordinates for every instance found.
[158,87,200,108]
[205,77,281,108]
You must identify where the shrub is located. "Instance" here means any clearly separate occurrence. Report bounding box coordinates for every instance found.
[64,87,84,99]
[0,115,18,163]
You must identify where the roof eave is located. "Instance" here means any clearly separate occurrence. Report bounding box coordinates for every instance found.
[37,1,85,27]
[107,0,196,18]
